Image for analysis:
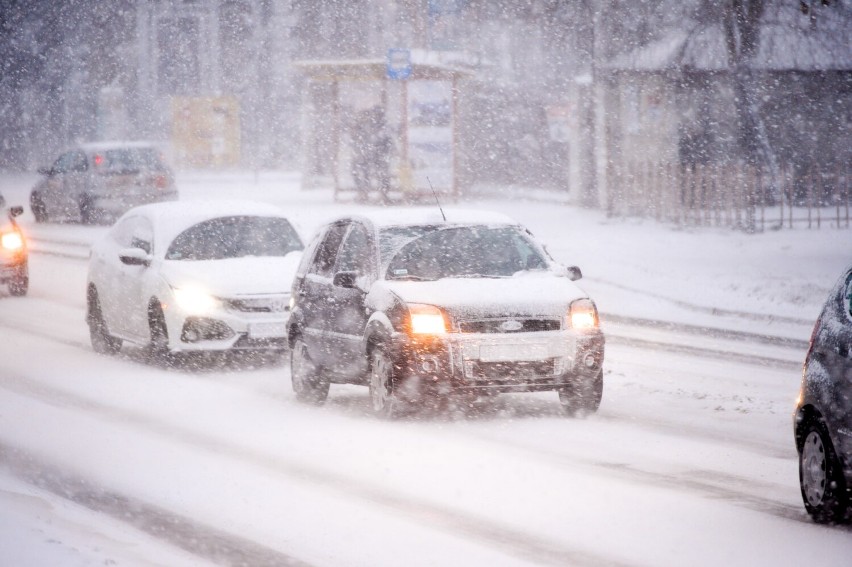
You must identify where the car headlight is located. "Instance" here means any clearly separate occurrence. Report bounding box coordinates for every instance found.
[1,231,24,251]
[172,286,220,315]
[408,303,448,335]
[568,298,599,330]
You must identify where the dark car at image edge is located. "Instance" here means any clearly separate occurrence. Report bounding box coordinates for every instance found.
[795,263,852,524]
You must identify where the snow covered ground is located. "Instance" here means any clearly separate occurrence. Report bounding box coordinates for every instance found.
[0,170,850,566]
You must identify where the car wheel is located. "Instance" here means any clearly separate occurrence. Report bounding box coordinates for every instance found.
[558,369,603,418]
[369,347,402,419]
[290,338,329,405]
[799,420,849,523]
[7,264,28,297]
[30,192,47,223]
[147,302,173,365]
[87,288,122,355]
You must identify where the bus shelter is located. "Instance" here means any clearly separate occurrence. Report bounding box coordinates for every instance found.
[295,59,469,202]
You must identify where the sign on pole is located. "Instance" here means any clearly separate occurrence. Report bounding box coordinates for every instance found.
[387,48,412,80]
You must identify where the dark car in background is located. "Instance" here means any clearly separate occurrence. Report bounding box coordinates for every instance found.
[287,209,605,418]
[30,141,177,224]
[795,263,852,524]
[0,193,28,296]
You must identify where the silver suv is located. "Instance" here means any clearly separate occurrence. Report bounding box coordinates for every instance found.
[287,209,605,418]
[31,141,177,224]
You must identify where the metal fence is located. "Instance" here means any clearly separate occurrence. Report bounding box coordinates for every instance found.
[607,162,851,231]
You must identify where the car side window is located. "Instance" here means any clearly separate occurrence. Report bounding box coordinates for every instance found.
[844,272,852,320]
[310,222,349,278]
[70,151,88,173]
[130,218,154,255]
[52,152,74,173]
[336,224,373,276]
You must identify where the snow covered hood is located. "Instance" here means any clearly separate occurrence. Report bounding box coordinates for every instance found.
[375,271,588,319]
[160,252,301,298]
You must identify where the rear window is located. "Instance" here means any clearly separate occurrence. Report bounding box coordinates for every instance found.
[165,216,303,261]
[92,148,165,174]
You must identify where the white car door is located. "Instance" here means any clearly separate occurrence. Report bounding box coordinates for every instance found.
[122,219,156,341]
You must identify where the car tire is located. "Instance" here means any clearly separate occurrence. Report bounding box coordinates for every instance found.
[7,263,28,297]
[799,420,849,523]
[290,338,330,405]
[369,347,402,419]
[30,192,47,223]
[558,369,603,418]
[147,302,173,365]
[79,196,97,225]
[87,288,122,355]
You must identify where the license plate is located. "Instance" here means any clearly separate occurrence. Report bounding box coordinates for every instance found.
[248,321,287,339]
[478,343,548,362]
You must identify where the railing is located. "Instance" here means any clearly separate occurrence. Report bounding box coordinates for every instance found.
[607,162,851,231]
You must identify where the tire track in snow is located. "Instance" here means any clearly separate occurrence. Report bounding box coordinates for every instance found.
[0,369,635,567]
[0,442,312,567]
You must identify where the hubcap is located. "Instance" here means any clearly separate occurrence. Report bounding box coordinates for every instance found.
[802,430,827,506]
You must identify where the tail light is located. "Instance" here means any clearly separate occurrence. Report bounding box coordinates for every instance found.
[153,174,169,189]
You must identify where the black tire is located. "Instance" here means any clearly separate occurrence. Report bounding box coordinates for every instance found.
[369,347,402,419]
[290,338,329,404]
[558,369,603,418]
[79,196,96,225]
[7,263,28,297]
[30,192,47,223]
[799,420,849,524]
[87,288,122,355]
[147,302,173,365]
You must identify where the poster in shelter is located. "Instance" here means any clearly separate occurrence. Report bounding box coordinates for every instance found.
[407,80,454,194]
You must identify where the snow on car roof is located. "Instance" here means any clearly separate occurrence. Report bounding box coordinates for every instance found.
[118,200,293,254]
[79,141,162,152]
[345,207,518,229]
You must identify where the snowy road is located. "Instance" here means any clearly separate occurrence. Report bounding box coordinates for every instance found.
[1,173,850,566]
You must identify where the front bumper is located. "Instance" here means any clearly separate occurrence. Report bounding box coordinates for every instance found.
[387,329,605,394]
[163,296,290,352]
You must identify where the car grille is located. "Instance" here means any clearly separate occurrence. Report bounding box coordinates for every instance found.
[466,359,557,380]
[458,318,561,334]
[233,336,287,349]
[224,295,289,313]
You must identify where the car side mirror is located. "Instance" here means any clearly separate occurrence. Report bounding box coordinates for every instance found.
[566,266,583,281]
[37,166,53,176]
[119,247,151,267]
[333,271,358,289]
[554,264,582,281]
[9,206,23,218]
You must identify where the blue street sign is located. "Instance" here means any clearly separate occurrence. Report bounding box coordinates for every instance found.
[387,48,412,80]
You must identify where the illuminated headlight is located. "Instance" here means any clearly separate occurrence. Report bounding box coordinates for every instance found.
[172,286,220,315]
[408,303,447,335]
[568,298,599,330]
[1,231,23,251]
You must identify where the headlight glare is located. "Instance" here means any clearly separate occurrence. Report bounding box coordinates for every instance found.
[1,231,23,251]
[408,304,447,335]
[172,286,220,315]
[569,298,598,330]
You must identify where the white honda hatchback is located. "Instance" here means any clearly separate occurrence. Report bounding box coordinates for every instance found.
[86,200,303,361]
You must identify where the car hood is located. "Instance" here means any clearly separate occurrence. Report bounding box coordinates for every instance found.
[374,271,589,319]
[160,252,301,297]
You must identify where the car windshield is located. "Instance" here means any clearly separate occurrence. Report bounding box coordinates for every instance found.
[384,225,548,281]
[165,216,302,261]
[94,148,165,174]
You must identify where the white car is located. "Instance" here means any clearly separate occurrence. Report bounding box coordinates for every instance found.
[86,200,303,360]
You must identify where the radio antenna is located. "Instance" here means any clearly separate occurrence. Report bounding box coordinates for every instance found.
[427,176,447,222]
